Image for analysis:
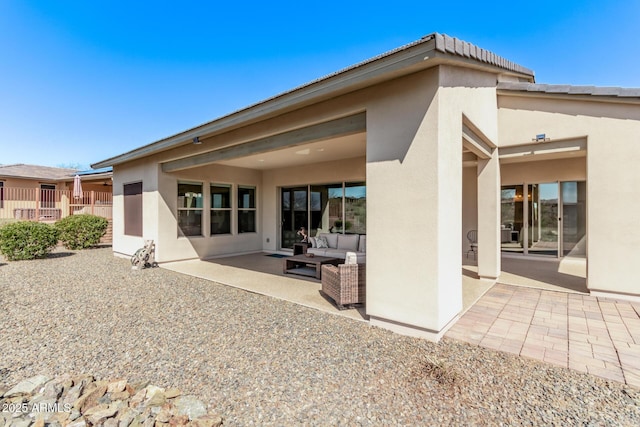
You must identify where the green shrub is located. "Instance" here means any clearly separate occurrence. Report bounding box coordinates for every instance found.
[55,214,108,250]
[0,221,59,261]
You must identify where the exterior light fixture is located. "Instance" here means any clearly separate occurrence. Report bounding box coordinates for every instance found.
[193,137,201,145]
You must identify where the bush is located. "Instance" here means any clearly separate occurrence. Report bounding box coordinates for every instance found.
[55,214,108,250]
[0,221,59,261]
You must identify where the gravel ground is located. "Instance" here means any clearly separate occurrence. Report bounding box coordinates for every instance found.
[1,246,639,426]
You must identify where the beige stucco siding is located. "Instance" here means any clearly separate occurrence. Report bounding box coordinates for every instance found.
[498,95,640,296]
[501,157,587,184]
[366,65,500,334]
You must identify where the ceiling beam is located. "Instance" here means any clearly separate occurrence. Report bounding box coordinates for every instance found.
[162,112,366,173]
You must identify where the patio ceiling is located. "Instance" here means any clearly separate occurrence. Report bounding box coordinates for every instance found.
[215,132,365,170]
[161,112,367,173]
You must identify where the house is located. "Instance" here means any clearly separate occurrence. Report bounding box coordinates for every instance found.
[0,164,113,223]
[92,33,640,340]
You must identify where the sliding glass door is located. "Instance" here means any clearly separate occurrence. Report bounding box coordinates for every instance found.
[501,181,585,257]
[561,181,587,256]
[528,183,559,256]
[280,182,366,250]
[281,187,308,249]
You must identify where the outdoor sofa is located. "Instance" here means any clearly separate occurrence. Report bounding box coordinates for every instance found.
[307,233,366,264]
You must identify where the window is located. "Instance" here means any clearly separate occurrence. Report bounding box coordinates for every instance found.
[344,182,366,234]
[177,182,203,236]
[0,181,4,209]
[238,186,256,233]
[211,184,231,235]
[124,182,143,237]
[281,182,366,248]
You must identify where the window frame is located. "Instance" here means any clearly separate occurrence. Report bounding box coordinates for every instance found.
[237,185,257,233]
[210,183,233,236]
[177,181,204,237]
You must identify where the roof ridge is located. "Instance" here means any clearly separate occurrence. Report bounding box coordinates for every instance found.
[497,81,640,98]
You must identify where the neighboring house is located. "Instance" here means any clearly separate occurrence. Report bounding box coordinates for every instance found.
[92,33,640,340]
[0,164,113,222]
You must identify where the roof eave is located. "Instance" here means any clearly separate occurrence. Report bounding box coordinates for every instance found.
[92,33,534,169]
[497,82,640,104]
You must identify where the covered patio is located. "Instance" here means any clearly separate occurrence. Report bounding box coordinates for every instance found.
[161,249,586,325]
[161,252,498,323]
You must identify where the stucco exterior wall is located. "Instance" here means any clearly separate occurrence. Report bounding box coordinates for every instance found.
[112,160,160,258]
[501,157,586,184]
[366,65,500,336]
[498,95,640,297]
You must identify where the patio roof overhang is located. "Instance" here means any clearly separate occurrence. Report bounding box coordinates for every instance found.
[92,33,534,170]
[161,113,366,172]
[498,136,587,164]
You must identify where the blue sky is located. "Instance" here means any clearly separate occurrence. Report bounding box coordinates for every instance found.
[1,1,639,169]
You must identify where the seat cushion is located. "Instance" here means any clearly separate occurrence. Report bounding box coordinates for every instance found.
[307,248,328,257]
[358,235,366,253]
[337,234,359,251]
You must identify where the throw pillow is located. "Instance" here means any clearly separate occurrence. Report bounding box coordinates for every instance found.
[316,236,329,248]
[308,237,317,248]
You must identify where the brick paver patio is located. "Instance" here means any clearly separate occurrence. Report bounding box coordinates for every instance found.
[446,283,640,387]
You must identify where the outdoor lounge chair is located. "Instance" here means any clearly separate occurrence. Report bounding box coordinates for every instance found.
[466,230,478,259]
[321,262,366,310]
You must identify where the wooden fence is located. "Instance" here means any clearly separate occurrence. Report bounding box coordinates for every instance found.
[0,187,112,222]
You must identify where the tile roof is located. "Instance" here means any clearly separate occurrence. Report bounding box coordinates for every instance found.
[497,82,640,98]
[0,164,78,180]
[93,33,534,168]
[431,33,534,77]
[248,33,534,111]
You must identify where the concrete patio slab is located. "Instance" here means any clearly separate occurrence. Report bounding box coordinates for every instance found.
[162,252,494,326]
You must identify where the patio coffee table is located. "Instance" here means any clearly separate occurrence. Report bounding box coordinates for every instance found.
[283,254,340,279]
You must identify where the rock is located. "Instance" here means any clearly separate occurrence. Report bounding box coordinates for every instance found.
[1,375,220,427]
[110,391,131,401]
[155,404,173,423]
[83,403,110,417]
[189,414,223,427]
[42,380,64,400]
[164,389,181,399]
[115,407,137,427]
[168,415,189,426]
[172,396,206,421]
[127,381,150,395]
[129,389,148,409]
[53,410,70,425]
[98,394,113,405]
[3,375,50,398]
[75,385,107,412]
[146,391,166,408]
[85,405,118,425]
[68,410,81,421]
[62,384,84,407]
[129,415,142,427]
[107,380,128,394]
[10,419,33,427]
